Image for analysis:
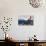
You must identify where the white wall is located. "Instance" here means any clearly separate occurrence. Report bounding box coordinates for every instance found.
[8,15,45,40]
[44,15,46,40]
[0,0,46,40]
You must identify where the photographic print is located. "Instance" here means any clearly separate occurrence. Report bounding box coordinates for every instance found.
[18,16,34,25]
